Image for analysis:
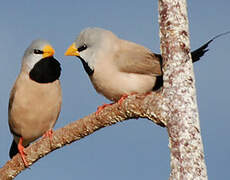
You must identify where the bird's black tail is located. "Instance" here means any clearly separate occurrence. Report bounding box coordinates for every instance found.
[153,31,230,91]
[191,31,230,62]
[9,140,18,158]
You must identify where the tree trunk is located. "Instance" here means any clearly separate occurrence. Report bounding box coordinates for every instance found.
[158,0,208,179]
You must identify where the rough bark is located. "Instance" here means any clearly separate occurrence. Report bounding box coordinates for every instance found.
[0,93,165,180]
[158,0,208,179]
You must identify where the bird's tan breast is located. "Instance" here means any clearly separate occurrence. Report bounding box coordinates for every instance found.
[9,73,62,144]
[91,58,156,102]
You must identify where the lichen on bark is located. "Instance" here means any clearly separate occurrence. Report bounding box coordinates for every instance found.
[158,0,208,179]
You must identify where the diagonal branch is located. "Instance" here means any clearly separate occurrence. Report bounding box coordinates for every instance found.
[0,92,166,180]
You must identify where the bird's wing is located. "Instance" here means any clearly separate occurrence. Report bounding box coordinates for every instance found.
[8,85,15,114]
[8,81,21,137]
[114,40,162,76]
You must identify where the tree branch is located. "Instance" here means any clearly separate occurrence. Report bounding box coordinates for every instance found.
[0,92,165,180]
[158,0,208,179]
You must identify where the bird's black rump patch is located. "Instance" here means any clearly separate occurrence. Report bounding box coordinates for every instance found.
[29,57,61,83]
[9,139,30,158]
[9,140,18,158]
[78,56,94,76]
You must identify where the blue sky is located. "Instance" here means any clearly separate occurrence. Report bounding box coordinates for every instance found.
[0,0,229,179]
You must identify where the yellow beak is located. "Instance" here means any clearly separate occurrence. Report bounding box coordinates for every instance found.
[65,43,80,56]
[43,45,55,58]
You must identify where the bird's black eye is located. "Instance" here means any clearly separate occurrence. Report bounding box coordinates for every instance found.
[78,44,87,52]
[34,49,44,54]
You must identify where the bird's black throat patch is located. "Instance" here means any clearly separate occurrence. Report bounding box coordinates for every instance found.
[29,57,61,83]
[78,56,94,76]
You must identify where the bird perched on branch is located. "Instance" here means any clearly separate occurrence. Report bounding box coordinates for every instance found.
[65,27,229,114]
[8,40,62,167]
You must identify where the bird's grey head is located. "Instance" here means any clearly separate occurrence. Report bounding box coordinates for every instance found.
[21,39,55,73]
[72,28,118,74]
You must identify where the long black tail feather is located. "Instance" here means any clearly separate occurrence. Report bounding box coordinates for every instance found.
[153,31,230,92]
[191,31,230,62]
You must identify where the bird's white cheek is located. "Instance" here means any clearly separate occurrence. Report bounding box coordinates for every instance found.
[80,51,96,71]
[22,54,43,73]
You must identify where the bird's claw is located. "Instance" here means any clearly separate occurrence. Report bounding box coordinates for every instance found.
[43,129,53,146]
[118,93,137,106]
[96,103,113,115]
[117,94,129,106]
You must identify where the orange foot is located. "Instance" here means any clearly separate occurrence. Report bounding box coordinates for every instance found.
[96,103,114,115]
[43,129,53,146]
[144,91,152,96]
[117,93,137,106]
[18,137,29,167]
